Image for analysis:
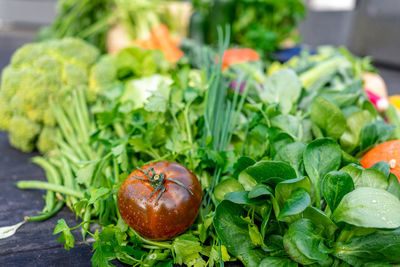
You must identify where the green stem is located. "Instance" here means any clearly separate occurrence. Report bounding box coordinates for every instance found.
[184,104,193,145]
[130,229,171,249]
[337,228,354,243]
[16,181,84,199]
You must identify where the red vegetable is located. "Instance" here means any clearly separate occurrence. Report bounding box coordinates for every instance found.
[118,161,202,240]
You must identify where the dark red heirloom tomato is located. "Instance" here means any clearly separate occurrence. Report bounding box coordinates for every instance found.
[118,161,202,240]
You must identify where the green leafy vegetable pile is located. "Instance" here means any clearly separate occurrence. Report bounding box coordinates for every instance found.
[9,38,400,267]
[190,0,306,57]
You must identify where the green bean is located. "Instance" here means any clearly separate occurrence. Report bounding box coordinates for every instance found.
[72,90,89,143]
[32,157,59,212]
[81,206,91,241]
[27,201,65,222]
[31,157,62,185]
[16,181,84,198]
[77,89,91,132]
[60,157,79,207]
[52,103,88,160]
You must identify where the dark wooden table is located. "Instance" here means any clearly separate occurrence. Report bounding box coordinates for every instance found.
[0,131,95,266]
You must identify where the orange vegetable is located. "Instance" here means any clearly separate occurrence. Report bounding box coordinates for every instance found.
[219,48,260,70]
[361,140,400,180]
[132,24,183,63]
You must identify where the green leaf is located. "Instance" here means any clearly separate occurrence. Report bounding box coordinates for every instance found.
[341,165,388,190]
[238,171,258,191]
[214,178,244,202]
[311,97,346,139]
[271,115,302,140]
[275,176,311,208]
[214,201,263,267]
[233,156,256,178]
[370,161,391,179]
[321,171,354,212]
[259,257,298,267]
[303,138,342,206]
[88,187,111,205]
[303,207,337,238]
[248,184,273,199]
[172,234,203,266]
[260,69,301,114]
[91,240,116,267]
[53,219,75,251]
[278,188,311,222]
[360,121,395,151]
[245,161,297,186]
[274,142,306,177]
[340,110,373,153]
[224,191,266,205]
[333,230,400,265]
[248,224,263,246]
[332,187,400,228]
[387,173,400,199]
[283,219,332,266]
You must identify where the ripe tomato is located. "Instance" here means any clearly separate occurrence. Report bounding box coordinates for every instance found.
[118,161,202,240]
[361,140,400,180]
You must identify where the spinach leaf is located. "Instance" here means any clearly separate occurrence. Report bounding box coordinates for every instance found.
[332,187,400,228]
[271,115,302,141]
[311,97,346,139]
[248,184,273,199]
[274,142,306,177]
[278,188,311,222]
[259,257,298,267]
[360,121,395,151]
[275,176,311,208]
[260,69,301,114]
[303,138,342,208]
[303,207,337,238]
[225,191,266,205]
[340,110,373,153]
[341,165,388,190]
[214,200,263,267]
[214,178,245,202]
[283,219,332,266]
[244,161,297,186]
[370,161,391,179]
[388,173,400,200]
[268,128,295,157]
[333,230,400,265]
[321,171,354,212]
[233,156,256,178]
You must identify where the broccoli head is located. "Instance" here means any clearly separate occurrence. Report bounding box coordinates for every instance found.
[0,38,100,153]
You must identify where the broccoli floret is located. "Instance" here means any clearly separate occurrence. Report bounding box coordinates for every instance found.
[8,116,41,152]
[37,126,58,154]
[0,38,100,153]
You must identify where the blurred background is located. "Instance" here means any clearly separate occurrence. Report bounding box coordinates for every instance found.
[1,0,399,94]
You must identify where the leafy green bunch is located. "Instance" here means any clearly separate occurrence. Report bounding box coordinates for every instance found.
[15,42,400,267]
[190,0,306,57]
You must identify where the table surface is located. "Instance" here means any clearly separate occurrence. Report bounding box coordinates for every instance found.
[1,9,400,267]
